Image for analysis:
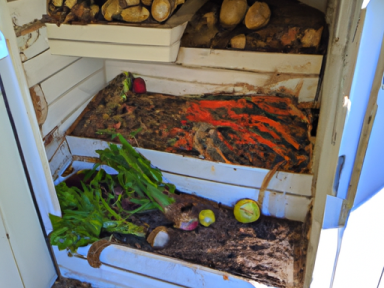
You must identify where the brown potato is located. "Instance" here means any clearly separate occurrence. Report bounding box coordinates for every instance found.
[230,34,246,49]
[219,0,248,29]
[151,0,184,22]
[90,4,100,18]
[121,5,150,22]
[141,0,153,6]
[151,0,176,22]
[301,27,323,48]
[102,0,123,21]
[244,2,270,30]
[124,0,140,7]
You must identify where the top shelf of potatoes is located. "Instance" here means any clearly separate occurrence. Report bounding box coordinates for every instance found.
[46,0,186,24]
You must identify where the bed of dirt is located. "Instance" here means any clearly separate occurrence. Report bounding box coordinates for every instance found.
[69,73,313,173]
[52,277,92,288]
[181,0,327,54]
[107,192,309,288]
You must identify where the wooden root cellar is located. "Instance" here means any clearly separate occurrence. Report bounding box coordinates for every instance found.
[7,0,359,287]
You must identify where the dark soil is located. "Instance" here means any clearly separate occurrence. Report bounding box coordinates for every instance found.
[111,192,309,288]
[52,277,92,288]
[69,73,313,173]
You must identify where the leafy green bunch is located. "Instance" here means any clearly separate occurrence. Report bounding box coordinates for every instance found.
[49,134,176,252]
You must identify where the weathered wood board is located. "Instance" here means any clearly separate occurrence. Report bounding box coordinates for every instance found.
[23,49,79,87]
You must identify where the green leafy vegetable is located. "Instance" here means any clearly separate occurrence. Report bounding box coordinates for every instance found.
[50,133,175,252]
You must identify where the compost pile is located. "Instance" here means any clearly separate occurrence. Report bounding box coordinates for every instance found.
[116,193,308,288]
[181,0,327,54]
[70,73,313,173]
[44,0,185,25]
[58,166,308,288]
[51,133,308,288]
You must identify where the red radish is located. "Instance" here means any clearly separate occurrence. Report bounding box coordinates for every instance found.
[132,77,147,94]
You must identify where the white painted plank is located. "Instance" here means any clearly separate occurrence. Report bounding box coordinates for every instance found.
[54,247,185,288]
[41,57,104,105]
[55,158,310,221]
[44,127,63,161]
[48,39,181,62]
[23,49,79,87]
[49,139,72,180]
[17,27,49,62]
[162,172,311,221]
[46,22,187,46]
[105,60,319,102]
[42,69,105,137]
[176,47,323,74]
[7,0,45,27]
[99,246,264,288]
[66,136,313,197]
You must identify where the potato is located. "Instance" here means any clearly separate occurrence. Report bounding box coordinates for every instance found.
[244,2,270,30]
[121,5,150,22]
[64,0,77,9]
[219,0,248,29]
[90,4,100,18]
[141,0,153,6]
[230,34,246,49]
[51,0,64,7]
[124,0,141,7]
[301,27,323,48]
[102,0,123,21]
[152,0,181,22]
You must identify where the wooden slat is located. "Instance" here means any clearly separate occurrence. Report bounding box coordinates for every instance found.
[23,49,79,87]
[17,27,49,62]
[45,23,186,46]
[48,39,181,62]
[29,84,48,125]
[7,0,45,27]
[41,58,104,105]
[41,69,105,137]
[54,247,187,288]
[105,60,319,102]
[162,172,310,221]
[66,136,313,197]
[99,245,257,288]
[176,47,323,75]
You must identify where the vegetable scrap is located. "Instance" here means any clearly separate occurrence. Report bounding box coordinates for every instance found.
[49,134,176,252]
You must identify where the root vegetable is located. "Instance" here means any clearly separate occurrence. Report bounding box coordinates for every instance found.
[90,4,100,18]
[124,0,141,7]
[132,77,147,93]
[102,0,123,21]
[63,12,76,23]
[121,6,150,22]
[301,27,323,48]
[219,0,248,29]
[72,1,92,22]
[230,34,246,49]
[151,0,184,23]
[244,2,270,30]
[141,0,153,6]
[147,226,170,249]
[64,0,77,9]
[52,0,64,7]
[203,12,217,29]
